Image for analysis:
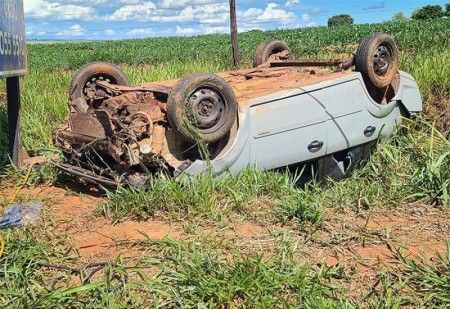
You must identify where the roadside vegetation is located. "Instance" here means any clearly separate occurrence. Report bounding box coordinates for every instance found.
[1,18,450,307]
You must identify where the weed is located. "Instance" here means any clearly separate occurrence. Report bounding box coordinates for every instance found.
[101,168,323,228]
[365,244,450,307]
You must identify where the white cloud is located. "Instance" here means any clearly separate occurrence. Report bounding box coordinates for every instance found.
[57,24,85,36]
[201,25,229,35]
[104,29,116,36]
[119,0,141,4]
[24,0,313,39]
[47,0,108,4]
[190,4,229,24]
[107,1,159,21]
[104,2,297,27]
[127,27,154,37]
[238,7,263,19]
[256,3,296,25]
[105,2,229,24]
[285,0,299,8]
[158,0,217,9]
[23,0,97,20]
[175,25,200,36]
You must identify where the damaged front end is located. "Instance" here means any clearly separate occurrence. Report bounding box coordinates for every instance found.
[54,82,195,187]
[53,62,237,188]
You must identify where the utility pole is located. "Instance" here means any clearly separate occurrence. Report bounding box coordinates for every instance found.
[229,0,240,68]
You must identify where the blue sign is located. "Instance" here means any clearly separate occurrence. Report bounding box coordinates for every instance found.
[0,0,27,78]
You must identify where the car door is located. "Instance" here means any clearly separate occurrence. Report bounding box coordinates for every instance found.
[248,91,328,170]
[308,78,366,154]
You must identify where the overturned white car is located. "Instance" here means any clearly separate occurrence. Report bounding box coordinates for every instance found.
[53,33,422,187]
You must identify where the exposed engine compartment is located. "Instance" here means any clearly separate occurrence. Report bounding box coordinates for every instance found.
[53,81,221,187]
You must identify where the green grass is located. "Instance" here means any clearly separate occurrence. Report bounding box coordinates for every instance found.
[313,119,450,209]
[25,19,450,72]
[2,220,450,308]
[100,118,450,222]
[0,225,350,308]
[390,244,450,306]
[101,167,323,228]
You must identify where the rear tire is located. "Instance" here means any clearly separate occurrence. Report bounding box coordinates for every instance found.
[355,33,399,89]
[253,40,292,67]
[167,73,237,144]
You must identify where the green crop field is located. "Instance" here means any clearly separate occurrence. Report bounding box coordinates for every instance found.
[0,19,450,307]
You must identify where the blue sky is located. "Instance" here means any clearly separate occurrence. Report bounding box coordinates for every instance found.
[23,0,449,40]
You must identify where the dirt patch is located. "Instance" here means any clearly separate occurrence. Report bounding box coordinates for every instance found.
[234,222,266,238]
[300,203,450,298]
[1,184,449,295]
[0,185,183,262]
[427,93,450,135]
[75,220,176,260]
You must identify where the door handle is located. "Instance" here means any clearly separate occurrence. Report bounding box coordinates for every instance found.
[308,140,324,151]
[364,126,376,136]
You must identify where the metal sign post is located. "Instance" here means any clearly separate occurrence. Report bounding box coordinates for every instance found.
[0,0,28,165]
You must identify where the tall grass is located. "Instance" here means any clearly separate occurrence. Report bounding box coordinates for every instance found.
[0,227,350,308]
[365,244,450,307]
[101,167,323,227]
[301,119,450,210]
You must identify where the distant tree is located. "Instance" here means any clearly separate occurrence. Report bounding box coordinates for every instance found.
[392,12,408,22]
[327,14,354,27]
[411,5,444,20]
[446,3,450,17]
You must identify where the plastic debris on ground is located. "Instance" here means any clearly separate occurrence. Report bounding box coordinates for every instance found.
[0,201,43,229]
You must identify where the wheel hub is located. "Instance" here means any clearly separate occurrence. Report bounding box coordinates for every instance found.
[190,88,225,130]
[373,45,391,76]
[83,75,113,97]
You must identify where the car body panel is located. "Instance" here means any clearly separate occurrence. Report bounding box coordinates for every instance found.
[183,70,421,178]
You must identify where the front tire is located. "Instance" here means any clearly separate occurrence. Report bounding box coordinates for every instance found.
[167,73,237,144]
[69,61,130,107]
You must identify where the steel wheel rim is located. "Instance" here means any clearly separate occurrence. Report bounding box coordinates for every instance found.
[190,87,227,134]
[82,74,118,98]
[373,45,392,76]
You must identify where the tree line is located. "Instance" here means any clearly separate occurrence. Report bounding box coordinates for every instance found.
[327,3,450,27]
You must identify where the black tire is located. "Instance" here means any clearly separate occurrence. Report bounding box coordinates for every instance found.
[167,73,237,144]
[69,61,130,103]
[253,40,292,67]
[355,33,399,89]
